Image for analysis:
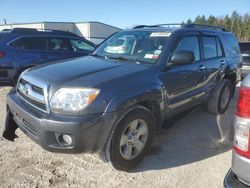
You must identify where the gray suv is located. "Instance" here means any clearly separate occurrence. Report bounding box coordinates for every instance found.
[224,74,250,187]
[3,24,242,171]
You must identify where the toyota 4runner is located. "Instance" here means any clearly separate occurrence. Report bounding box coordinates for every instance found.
[3,24,242,171]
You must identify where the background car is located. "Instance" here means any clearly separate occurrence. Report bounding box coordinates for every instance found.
[0,28,95,86]
[239,42,250,78]
[224,74,250,187]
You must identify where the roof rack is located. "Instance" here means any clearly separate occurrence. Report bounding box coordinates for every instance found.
[10,28,81,37]
[183,24,227,31]
[133,23,183,29]
[133,23,227,31]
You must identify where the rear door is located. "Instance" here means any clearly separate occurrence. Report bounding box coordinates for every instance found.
[161,32,207,113]
[201,33,226,91]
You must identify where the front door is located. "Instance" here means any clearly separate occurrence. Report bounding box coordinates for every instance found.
[160,32,207,115]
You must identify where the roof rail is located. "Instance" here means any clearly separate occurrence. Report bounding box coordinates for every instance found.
[10,28,81,37]
[183,24,227,31]
[133,23,227,32]
[133,23,183,29]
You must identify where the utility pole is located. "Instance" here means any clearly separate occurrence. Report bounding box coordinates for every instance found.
[3,19,7,25]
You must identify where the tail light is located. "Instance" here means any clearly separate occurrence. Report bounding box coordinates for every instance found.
[234,87,250,158]
[0,52,5,58]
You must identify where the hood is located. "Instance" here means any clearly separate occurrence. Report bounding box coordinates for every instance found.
[24,56,150,93]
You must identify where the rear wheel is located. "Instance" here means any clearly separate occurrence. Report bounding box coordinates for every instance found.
[104,106,156,171]
[207,80,232,115]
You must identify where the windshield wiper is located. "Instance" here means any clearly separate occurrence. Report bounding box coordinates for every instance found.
[107,56,141,64]
[91,54,105,59]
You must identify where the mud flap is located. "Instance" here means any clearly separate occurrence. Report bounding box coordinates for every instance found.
[2,108,18,141]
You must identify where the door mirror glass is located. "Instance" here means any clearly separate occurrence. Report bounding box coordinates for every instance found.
[170,51,195,65]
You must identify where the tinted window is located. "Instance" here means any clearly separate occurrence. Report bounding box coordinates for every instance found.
[174,36,200,61]
[222,34,240,55]
[202,36,217,59]
[216,38,223,57]
[11,37,47,50]
[69,39,94,52]
[48,38,72,51]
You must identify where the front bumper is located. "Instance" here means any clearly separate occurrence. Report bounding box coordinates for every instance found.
[6,91,116,153]
[224,169,249,188]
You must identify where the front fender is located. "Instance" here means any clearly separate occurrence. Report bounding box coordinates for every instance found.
[104,83,164,113]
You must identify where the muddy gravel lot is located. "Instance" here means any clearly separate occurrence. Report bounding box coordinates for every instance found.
[0,86,236,188]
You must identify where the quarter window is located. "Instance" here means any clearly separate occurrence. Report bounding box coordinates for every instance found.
[174,36,200,61]
[69,39,94,52]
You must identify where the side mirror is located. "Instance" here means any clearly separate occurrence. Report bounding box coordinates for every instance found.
[170,51,195,65]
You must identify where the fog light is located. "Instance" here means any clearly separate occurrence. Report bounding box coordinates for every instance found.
[61,134,72,145]
[62,134,72,145]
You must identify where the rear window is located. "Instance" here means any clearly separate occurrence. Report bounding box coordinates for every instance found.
[222,33,240,55]
[10,37,48,50]
[202,36,224,59]
[48,38,72,51]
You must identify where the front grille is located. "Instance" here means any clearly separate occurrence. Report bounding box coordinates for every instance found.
[17,78,48,113]
[18,90,46,111]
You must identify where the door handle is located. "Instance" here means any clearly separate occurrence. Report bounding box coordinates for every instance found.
[199,65,206,71]
[220,60,225,66]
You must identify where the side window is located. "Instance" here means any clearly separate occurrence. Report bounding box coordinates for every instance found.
[202,36,217,59]
[10,37,47,50]
[216,38,223,57]
[48,38,73,51]
[69,39,94,52]
[174,36,200,61]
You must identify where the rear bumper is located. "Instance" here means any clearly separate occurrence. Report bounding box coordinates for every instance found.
[6,91,116,153]
[224,169,249,188]
[232,151,250,186]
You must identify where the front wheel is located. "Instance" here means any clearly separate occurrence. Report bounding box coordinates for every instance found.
[207,80,232,115]
[104,106,156,171]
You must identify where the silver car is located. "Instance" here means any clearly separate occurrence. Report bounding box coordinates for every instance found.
[224,74,250,187]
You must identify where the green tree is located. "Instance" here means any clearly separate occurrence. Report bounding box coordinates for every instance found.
[185,11,250,41]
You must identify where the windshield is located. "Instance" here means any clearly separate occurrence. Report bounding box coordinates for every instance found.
[93,30,170,64]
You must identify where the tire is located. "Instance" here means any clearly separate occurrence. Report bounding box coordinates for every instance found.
[104,106,156,171]
[207,80,232,115]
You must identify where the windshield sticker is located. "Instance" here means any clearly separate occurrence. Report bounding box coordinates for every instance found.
[150,32,171,37]
[144,54,159,60]
[154,50,161,55]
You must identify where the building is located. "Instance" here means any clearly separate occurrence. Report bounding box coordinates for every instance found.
[0,21,121,44]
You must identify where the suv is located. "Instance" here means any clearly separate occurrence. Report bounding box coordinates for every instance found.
[0,28,95,86]
[3,24,241,171]
[239,42,250,78]
[224,74,250,188]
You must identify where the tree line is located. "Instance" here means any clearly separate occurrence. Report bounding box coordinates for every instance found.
[184,11,250,42]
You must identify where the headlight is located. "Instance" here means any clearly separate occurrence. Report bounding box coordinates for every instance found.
[50,88,100,114]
